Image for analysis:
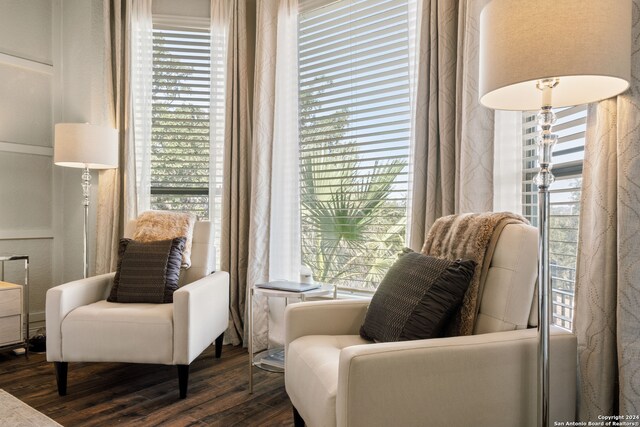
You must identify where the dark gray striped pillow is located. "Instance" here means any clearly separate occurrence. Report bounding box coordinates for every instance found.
[107,237,186,304]
[360,252,476,342]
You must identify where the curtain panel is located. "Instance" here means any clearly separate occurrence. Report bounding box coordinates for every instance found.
[574,0,640,417]
[214,0,255,346]
[407,0,494,251]
[96,0,148,274]
[248,0,300,349]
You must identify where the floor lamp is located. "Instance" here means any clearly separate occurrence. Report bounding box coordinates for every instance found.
[54,123,119,279]
[478,1,631,425]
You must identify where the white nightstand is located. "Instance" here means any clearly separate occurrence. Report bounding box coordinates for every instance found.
[248,282,335,393]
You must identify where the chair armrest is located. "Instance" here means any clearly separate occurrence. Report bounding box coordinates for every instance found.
[285,299,370,350]
[336,327,577,427]
[46,272,115,361]
[173,271,229,365]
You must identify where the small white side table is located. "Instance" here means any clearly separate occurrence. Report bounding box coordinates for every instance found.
[0,255,29,357]
[248,283,334,394]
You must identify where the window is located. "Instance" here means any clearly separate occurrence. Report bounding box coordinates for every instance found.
[522,105,587,330]
[134,16,226,267]
[151,20,211,216]
[149,16,225,229]
[297,0,412,292]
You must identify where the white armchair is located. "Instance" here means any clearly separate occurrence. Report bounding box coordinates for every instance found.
[46,220,229,399]
[284,222,577,427]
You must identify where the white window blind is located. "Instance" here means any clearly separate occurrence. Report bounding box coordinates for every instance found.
[522,105,586,330]
[298,0,412,292]
[151,17,225,225]
[148,16,226,269]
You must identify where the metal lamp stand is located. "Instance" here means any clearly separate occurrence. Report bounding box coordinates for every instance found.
[81,167,91,279]
[535,78,559,427]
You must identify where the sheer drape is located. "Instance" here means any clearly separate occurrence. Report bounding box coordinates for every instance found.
[96,0,150,274]
[131,0,153,214]
[574,1,640,417]
[492,110,522,214]
[407,0,494,250]
[248,0,300,349]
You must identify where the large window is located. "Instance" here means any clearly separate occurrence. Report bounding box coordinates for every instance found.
[297,0,412,292]
[522,106,587,330]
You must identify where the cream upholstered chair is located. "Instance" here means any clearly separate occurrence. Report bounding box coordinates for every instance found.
[46,219,229,399]
[284,222,577,427]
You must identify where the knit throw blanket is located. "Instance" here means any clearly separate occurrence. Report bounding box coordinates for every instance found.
[421,212,529,336]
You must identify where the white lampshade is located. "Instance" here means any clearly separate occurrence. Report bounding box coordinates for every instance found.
[54,123,119,169]
[479,0,632,111]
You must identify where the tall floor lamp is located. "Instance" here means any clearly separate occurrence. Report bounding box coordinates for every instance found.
[54,123,119,279]
[478,1,631,426]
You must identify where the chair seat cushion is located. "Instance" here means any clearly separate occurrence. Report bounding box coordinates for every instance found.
[61,300,174,364]
[286,335,369,427]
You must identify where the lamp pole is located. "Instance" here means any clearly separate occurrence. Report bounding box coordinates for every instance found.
[535,78,559,427]
[81,167,91,279]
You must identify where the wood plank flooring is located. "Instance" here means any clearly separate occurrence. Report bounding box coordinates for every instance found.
[0,345,295,426]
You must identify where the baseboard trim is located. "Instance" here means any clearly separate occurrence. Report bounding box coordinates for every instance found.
[28,311,45,336]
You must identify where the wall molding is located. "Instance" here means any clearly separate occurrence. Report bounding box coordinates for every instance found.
[0,229,54,240]
[0,52,53,75]
[0,141,53,157]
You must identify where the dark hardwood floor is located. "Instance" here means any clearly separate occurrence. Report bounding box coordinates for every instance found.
[0,345,295,426]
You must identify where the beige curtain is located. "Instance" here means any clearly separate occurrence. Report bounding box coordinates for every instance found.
[96,0,128,275]
[574,1,640,418]
[96,0,150,275]
[217,0,256,346]
[408,0,494,250]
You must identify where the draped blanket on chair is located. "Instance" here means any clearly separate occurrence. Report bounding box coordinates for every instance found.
[421,212,529,336]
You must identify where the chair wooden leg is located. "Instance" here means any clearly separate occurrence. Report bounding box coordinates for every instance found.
[293,406,305,427]
[54,362,68,396]
[177,365,189,399]
[214,332,224,359]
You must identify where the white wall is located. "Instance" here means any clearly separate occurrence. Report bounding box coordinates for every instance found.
[0,0,110,334]
[153,0,211,17]
[59,0,110,282]
[0,0,58,333]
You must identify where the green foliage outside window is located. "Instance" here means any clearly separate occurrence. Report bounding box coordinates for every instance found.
[150,29,210,218]
[299,85,408,292]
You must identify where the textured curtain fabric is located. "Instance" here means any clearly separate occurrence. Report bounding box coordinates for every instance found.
[214,0,255,346]
[574,4,640,418]
[407,0,494,250]
[248,0,300,349]
[96,0,138,274]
